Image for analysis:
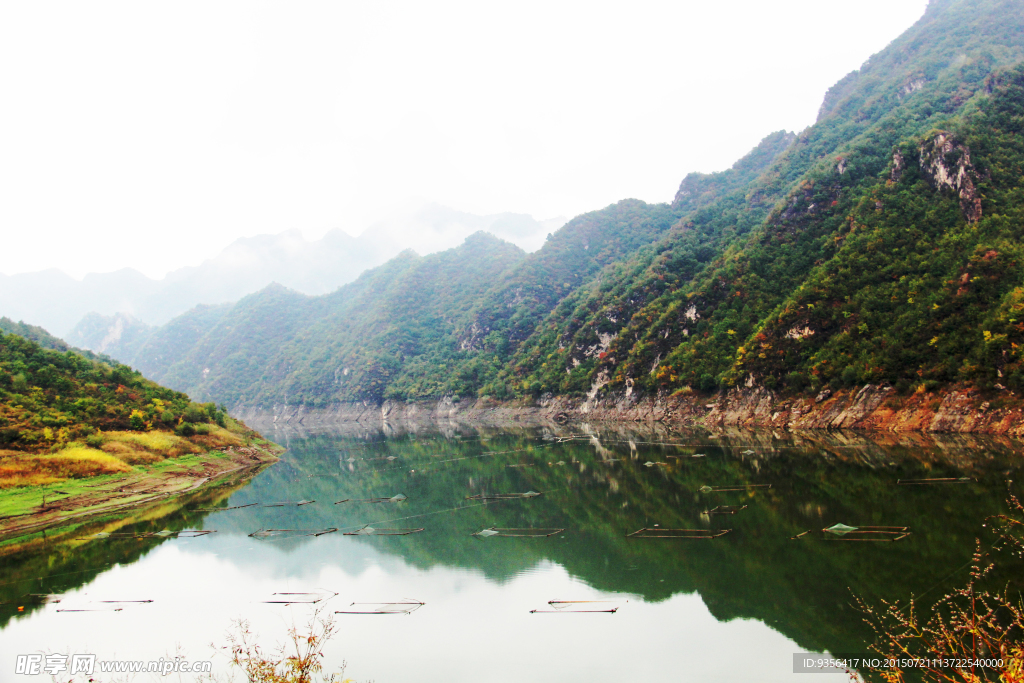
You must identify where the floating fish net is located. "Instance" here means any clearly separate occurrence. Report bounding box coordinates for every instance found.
[336,601,424,615]
[88,530,214,540]
[627,528,730,539]
[262,591,338,604]
[530,607,618,613]
[194,503,257,512]
[343,526,424,536]
[249,528,338,539]
[706,505,747,515]
[699,484,772,493]
[335,494,408,504]
[465,491,542,501]
[472,527,563,537]
[822,523,910,541]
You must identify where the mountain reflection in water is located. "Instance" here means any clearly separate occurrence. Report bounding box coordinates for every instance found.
[1,422,1021,682]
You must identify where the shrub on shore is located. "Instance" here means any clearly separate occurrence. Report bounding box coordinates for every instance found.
[856,493,1024,682]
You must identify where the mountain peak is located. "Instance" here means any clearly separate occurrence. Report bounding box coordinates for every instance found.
[672,130,795,212]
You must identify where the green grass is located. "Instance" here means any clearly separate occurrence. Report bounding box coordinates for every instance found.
[0,449,243,521]
[0,473,126,518]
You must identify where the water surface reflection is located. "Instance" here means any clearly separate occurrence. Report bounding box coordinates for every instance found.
[2,422,1021,682]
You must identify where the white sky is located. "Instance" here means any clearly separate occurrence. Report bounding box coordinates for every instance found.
[0,0,929,279]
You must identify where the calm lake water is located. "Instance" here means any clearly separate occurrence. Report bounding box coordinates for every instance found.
[2,421,1022,682]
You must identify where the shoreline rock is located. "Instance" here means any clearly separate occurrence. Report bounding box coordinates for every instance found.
[232,384,1024,437]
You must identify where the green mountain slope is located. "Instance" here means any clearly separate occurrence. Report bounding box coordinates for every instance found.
[496,0,1024,400]
[252,233,528,405]
[64,312,153,362]
[1,317,119,365]
[1,317,76,354]
[158,282,327,403]
[145,233,528,405]
[129,303,232,383]
[0,328,226,453]
[671,129,797,215]
[119,0,1024,411]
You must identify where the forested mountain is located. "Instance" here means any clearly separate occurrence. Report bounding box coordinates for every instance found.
[490,0,1024,401]
[101,0,1024,412]
[137,233,529,405]
[0,327,226,453]
[65,312,153,360]
[1,316,120,366]
[1,318,76,354]
[98,133,796,407]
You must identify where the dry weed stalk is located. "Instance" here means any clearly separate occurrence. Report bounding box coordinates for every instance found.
[854,493,1024,682]
[224,606,351,683]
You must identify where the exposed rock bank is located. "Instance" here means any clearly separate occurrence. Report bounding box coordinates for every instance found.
[233,384,1024,436]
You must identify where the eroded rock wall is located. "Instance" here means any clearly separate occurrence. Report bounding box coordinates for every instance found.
[233,384,1024,436]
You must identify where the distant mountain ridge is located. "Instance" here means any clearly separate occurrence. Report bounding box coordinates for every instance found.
[1,203,563,336]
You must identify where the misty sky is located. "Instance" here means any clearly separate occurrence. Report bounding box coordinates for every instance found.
[0,0,929,279]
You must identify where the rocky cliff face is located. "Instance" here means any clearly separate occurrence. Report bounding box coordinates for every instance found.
[232,383,1024,436]
[545,384,1024,436]
[919,131,983,222]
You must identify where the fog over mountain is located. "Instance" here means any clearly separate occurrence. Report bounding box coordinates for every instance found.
[0,203,563,336]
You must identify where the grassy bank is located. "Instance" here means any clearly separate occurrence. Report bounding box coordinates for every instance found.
[0,422,242,489]
[0,418,281,538]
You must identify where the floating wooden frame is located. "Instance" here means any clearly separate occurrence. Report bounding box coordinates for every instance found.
[88,530,215,539]
[530,607,618,613]
[627,528,730,539]
[530,598,621,613]
[472,527,563,537]
[249,528,339,538]
[261,500,316,507]
[336,600,424,615]
[149,529,216,538]
[699,484,772,493]
[335,494,408,504]
[897,477,972,485]
[706,505,747,515]
[262,591,338,604]
[823,525,910,542]
[465,491,542,501]
[194,503,257,512]
[88,532,133,539]
[145,528,215,540]
[343,527,424,536]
